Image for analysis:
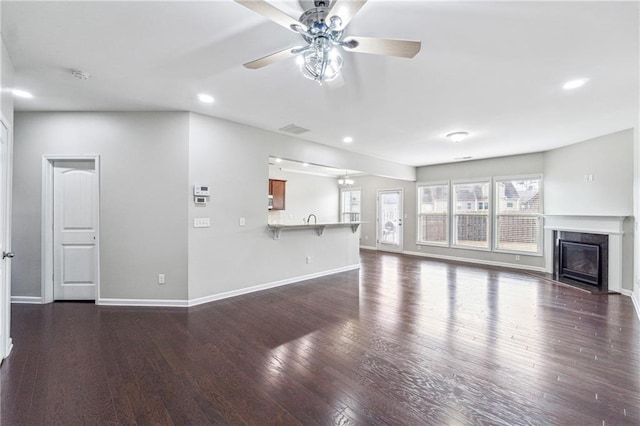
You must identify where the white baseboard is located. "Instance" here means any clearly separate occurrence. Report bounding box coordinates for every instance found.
[359,245,377,251]
[188,263,361,307]
[98,298,188,307]
[620,289,633,297]
[402,250,548,273]
[2,338,12,361]
[97,264,361,308]
[11,296,43,304]
[632,291,640,323]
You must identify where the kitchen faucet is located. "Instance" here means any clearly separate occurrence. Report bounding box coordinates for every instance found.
[307,214,317,225]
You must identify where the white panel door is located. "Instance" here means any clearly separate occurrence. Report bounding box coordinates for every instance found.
[377,189,404,253]
[53,161,98,300]
[0,122,9,360]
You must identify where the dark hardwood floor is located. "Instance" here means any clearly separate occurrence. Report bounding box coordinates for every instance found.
[2,250,640,425]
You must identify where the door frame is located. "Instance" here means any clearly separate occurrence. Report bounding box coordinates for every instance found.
[41,155,101,304]
[1,114,14,361]
[376,188,404,253]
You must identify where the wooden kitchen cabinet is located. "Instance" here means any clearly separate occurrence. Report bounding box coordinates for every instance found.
[269,179,286,210]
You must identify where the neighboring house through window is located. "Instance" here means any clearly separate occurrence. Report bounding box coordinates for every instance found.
[453,180,490,250]
[495,176,543,254]
[417,183,449,246]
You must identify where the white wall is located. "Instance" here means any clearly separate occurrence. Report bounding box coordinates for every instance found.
[411,153,547,270]
[12,112,190,301]
[544,129,634,215]
[268,165,339,225]
[544,129,635,292]
[11,111,413,305]
[187,113,362,301]
[355,136,635,290]
[351,175,416,251]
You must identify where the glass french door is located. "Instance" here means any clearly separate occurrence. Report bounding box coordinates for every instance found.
[377,189,403,252]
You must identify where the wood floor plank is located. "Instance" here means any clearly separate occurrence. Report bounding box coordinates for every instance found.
[2,250,640,425]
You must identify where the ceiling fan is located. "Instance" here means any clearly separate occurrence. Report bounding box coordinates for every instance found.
[234,0,421,84]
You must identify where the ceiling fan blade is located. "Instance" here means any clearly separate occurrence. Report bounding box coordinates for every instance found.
[234,0,307,32]
[342,36,421,58]
[243,47,297,69]
[326,0,367,29]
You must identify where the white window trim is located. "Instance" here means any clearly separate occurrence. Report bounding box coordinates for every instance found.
[493,174,544,256]
[451,177,492,252]
[416,181,450,247]
[339,187,361,223]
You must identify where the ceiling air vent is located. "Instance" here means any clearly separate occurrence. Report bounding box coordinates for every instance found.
[279,124,310,135]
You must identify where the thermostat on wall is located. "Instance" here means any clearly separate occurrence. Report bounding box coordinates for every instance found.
[194,185,210,196]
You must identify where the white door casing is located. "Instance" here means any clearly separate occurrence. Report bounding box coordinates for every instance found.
[377,189,404,253]
[0,120,13,360]
[42,156,100,303]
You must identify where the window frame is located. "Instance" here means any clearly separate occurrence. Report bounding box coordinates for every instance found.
[451,177,492,251]
[416,181,450,247]
[493,174,543,256]
[339,187,362,223]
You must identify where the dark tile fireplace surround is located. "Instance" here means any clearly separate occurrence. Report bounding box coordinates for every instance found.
[553,231,609,293]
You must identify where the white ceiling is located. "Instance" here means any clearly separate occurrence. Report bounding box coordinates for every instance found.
[2,1,638,167]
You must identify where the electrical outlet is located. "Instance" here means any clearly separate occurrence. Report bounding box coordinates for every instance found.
[306,256,312,264]
[158,274,165,284]
[515,255,520,261]
[364,235,368,240]
[239,217,246,226]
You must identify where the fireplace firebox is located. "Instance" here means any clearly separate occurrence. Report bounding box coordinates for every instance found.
[553,231,608,292]
[558,240,600,286]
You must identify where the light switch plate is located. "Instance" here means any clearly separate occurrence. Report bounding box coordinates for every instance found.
[239,217,246,226]
[194,217,210,228]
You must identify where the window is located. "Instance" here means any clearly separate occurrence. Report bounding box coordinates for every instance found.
[417,183,449,245]
[340,188,361,222]
[453,180,490,249]
[495,176,542,254]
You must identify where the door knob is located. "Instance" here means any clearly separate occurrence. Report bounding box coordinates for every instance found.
[3,251,15,259]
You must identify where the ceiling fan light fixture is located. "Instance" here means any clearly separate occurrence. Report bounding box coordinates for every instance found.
[298,44,343,84]
[446,131,469,143]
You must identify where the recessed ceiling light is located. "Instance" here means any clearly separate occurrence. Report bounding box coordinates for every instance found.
[197,93,214,103]
[274,158,282,163]
[562,78,589,90]
[446,131,469,143]
[11,89,33,99]
[343,136,353,143]
[302,162,309,167]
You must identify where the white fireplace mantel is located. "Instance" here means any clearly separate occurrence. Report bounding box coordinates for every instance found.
[544,215,629,293]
